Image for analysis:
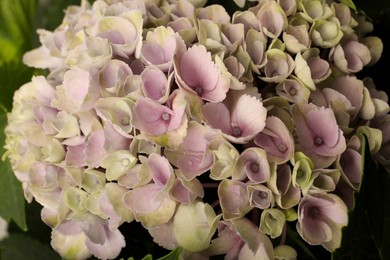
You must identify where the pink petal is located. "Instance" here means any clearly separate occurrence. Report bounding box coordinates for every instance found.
[179,45,218,90]
[306,107,339,147]
[85,226,125,260]
[123,184,162,214]
[202,103,232,134]
[231,94,267,138]
[132,97,173,135]
[141,66,167,101]
[148,153,173,187]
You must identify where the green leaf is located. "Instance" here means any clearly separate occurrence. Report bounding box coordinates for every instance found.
[332,134,390,259]
[0,107,27,231]
[0,233,60,260]
[338,0,357,12]
[157,248,182,260]
[0,0,37,63]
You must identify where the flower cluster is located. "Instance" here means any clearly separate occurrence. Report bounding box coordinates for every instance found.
[4,0,389,259]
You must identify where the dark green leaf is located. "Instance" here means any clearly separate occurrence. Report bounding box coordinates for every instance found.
[0,107,26,231]
[332,134,390,259]
[0,0,37,63]
[338,0,357,12]
[157,248,182,260]
[141,255,153,260]
[0,233,60,260]
[353,0,390,24]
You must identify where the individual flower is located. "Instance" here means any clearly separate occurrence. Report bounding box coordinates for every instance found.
[303,168,341,197]
[173,201,221,252]
[52,67,101,113]
[276,77,310,103]
[291,152,314,191]
[297,193,348,251]
[196,19,226,54]
[330,38,371,74]
[283,25,311,54]
[140,26,184,72]
[167,17,197,45]
[123,153,176,227]
[301,48,331,83]
[292,102,347,168]
[164,121,217,180]
[209,137,240,180]
[218,179,252,220]
[92,10,143,58]
[98,59,134,97]
[232,10,260,33]
[233,147,270,183]
[331,2,358,32]
[247,184,274,209]
[206,218,274,259]
[170,170,204,205]
[254,116,295,164]
[260,208,286,238]
[310,17,343,48]
[260,49,295,83]
[278,0,297,16]
[174,44,230,102]
[132,90,187,136]
[256,1,288,39]
[202,91,267,143]
[22,29,66,70]
[245,29,268,70]
[330,76,365,121]
[297,0,333,22]
[362,36,383,66]
[268,164,301,209]
[140,66,172,103]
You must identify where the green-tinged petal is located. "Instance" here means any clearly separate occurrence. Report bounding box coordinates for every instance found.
[173,201,220,252]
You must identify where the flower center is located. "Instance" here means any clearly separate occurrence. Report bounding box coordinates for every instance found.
[314,137,324,146]
[122,159,131,167]
[259,191,268,199]
[277,144,287,153]
[289,87,297,96]
[309,207,320,218]
[121,116,130,126]
[232,126,242,137]
[297,170,304,178]
[250,162,259,173]
[161,112,171,121]
[194,86,203,96]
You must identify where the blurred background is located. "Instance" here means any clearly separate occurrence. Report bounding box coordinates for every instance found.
[0,0,389,259]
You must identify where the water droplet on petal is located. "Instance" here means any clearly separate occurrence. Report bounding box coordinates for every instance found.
[121,116,130,126]
[161,112,171,121]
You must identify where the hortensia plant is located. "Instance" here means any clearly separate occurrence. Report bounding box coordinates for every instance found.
[2,0,390,259]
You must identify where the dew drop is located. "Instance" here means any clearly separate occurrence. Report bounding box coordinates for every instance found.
[161,112,171,121]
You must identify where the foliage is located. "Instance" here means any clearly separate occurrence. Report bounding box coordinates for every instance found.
[332,135,390,259]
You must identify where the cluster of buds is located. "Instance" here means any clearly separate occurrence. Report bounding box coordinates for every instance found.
[4,0,389,259]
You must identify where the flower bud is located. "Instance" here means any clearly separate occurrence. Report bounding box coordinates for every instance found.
[260,208,286,238]
[310,17,343,48]
[173,201,220,252]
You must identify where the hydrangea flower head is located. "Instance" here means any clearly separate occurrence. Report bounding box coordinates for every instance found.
[3,0,388,259]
